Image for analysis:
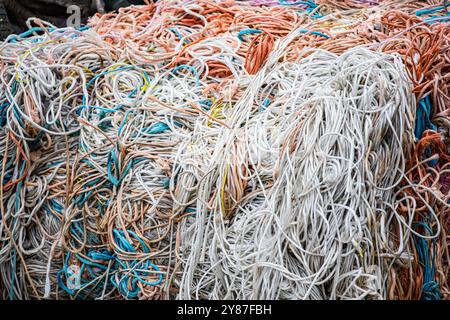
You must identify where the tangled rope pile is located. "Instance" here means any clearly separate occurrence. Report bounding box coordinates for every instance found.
[0,0,448,300]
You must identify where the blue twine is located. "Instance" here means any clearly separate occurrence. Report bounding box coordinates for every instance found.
[167,27,191,44]
[107,150,133,187]
[261,98,271,112]
[8,25,90,43]
[0,102,9,126]
[237,29,263,41]
[139,121,183,136]
[413,222,442,300]
[414,96,439,166]
[199,99,213,109]
[416,3,450,17]
[171,65,200,87]
[9,161,26,299]
[278,0,322,18]
[298,29,330,39]
[8,27,52,43]
[414,96,436,140]
[82,65,146,110]
[118,109,134,136]
[424,15,450,24]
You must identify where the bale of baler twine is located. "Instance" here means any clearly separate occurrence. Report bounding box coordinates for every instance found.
[174,36,418,299]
